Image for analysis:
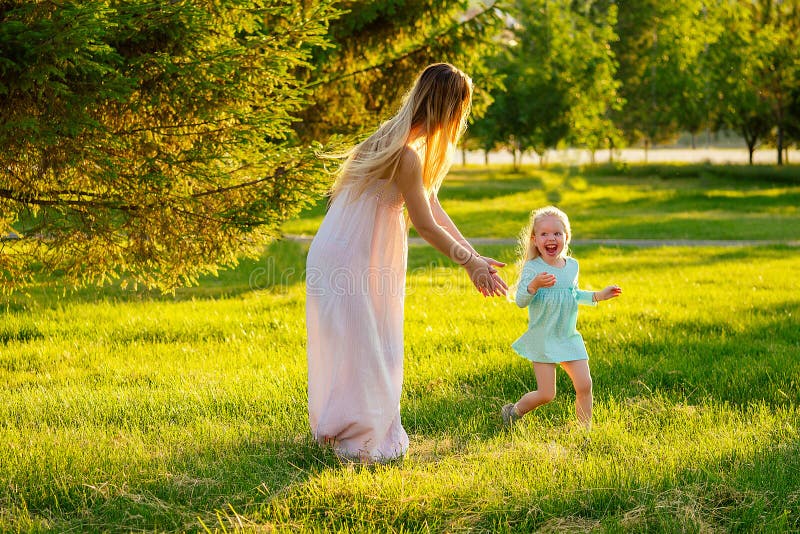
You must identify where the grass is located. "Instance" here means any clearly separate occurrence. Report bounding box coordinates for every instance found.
[281,163,800,241]
[2,163,800,532]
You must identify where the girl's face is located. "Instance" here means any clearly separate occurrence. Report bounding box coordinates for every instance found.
[533,215,567,262]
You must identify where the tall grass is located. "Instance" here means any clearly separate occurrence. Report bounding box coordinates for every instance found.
[2,238,799,531]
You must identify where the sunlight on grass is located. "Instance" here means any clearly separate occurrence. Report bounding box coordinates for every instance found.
[2,240,799,531]
[281,164,800,240]
[3,165,799,531]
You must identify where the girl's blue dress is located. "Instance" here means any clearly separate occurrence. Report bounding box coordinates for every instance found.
[512,256,596,363]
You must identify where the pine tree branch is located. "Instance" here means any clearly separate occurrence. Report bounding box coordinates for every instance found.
[0,164,299,212]
[189,167,286,198]
[305,1,498,90]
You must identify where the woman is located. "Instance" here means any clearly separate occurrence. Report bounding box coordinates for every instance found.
[306,63,507,462]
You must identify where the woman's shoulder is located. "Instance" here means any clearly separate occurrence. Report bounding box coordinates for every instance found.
[399,145,422,170]
[391,146,423,184]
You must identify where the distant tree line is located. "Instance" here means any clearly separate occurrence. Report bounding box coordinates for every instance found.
[2,0,795,291]
[469,0,800,167]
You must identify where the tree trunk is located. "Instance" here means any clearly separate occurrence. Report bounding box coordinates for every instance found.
[777,125,784,165]
[743,128,757,166]
[484,149,489,166]
[644,138,650,163]
[691,132,696,149]
[461,147,466,166]
[608,137,614,163]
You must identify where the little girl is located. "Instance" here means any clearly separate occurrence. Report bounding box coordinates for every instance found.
[501,206,621,429]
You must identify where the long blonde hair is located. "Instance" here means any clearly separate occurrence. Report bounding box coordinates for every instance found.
[330,63,473,200]
[517,206,572,265]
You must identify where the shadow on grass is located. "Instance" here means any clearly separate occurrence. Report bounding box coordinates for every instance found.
[11,433,352,532]
[5,240,514,314]
[3,243,522,318]
[2,240,311,312]
[401,296,799,444]
[595,188,800,214]
[576,244,796,271]
[245,378,800,531]
[438,177,546,202]
[600,298,800,406]
[582,162,800,184]
[471,430,800,532]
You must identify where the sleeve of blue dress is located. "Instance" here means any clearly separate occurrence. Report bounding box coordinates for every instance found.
[515,261,538,308]
[573,260,597,306]
[574,289,597,306]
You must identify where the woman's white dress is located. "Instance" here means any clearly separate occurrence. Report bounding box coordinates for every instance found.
[305,180,409,461]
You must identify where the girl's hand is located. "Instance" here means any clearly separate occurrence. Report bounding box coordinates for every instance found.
[595,285,622,302]
[465,256,507,297]
[527,272,556,294]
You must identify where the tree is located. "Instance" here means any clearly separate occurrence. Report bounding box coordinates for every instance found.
[674,4,724,150]
[294,0,507,143]
[706,0,800,165]
[706,3,766,164]
[460,120,500,165]
[472,0,620,168]
[785,85,800,161]
[750,0,800,165]
[0,1,337,293]
[612,0,709,157]
[561,1,622,163]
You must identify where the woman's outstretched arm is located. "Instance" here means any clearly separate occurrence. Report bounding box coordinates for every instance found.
[429,188,507,292]
[394,148,506,297]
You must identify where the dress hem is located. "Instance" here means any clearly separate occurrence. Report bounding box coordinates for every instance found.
[511,346,589,364]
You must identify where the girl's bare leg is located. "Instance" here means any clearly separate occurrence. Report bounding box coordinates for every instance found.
[560,359,593,428]
[515,362,557,416]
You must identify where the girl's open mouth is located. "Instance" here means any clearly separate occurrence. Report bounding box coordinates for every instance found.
[545,244,558,254]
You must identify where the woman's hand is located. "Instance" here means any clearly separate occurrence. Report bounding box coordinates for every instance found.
[480,256,508,294]
[527,272,556,294]
[465,255,507,297]
[594,285,622,302]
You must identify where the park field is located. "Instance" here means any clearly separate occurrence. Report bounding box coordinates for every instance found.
[283,162,800,241]
[1,164,799,532]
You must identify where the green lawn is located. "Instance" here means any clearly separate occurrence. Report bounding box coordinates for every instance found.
[2,164,800,532]
[282,163,800,241]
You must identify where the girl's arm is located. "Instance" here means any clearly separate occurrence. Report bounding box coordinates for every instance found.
[594,285,623,302]
[576,286,622,305]
[518,268,558,307]
[575,289,598,306]
[574,261,600,306]
[515,262,538,308]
